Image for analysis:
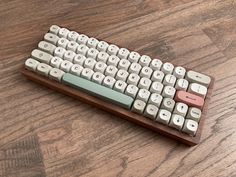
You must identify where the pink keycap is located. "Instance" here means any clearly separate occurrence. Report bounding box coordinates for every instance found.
[174,91,204,110]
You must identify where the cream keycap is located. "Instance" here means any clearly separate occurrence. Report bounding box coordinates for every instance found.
[186,70,211,88]
[25,58,39,71]
[49,68,65,82]
[156,109,171,125]
[182,119,198,136]
[187,107,201,122]
[188,83,207,98]
[31,49,53,64]
[144,104,159,120]
[169,114,185,130]
[36,63,52,76]
[132,100,146,114]
[173,102,188,117]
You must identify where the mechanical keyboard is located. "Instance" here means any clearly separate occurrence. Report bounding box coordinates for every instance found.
[21,25,214,146]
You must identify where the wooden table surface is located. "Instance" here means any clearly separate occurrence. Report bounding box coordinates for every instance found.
[1,0,236,177]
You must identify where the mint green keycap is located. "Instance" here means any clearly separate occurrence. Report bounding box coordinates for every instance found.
[62,73,134,109]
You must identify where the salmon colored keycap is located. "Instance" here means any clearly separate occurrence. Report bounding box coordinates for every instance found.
[174,91,204,110]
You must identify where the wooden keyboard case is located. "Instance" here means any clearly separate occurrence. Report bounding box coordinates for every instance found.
[20,67,214,146]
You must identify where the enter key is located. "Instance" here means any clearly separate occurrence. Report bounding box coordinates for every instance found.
[174,91,205,110]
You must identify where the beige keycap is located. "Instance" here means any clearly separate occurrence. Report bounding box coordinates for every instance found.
[161,62,174,74]
[140,66,153,78]
[67,31,79,41]
[137,89,150,102]
[36,63,52,76]
[163,74,176,87]
[49,25,60,34]
[125,84,139,98]
[150,82,164,94]
[97,52,109,63]
[138,77,152,90]
[31,49,53,64]
[49,68,65,82]
[114,80,127,93]
[129,62,142,74]
[150,59,162,70]
[107,44,119,55]
[70,64,83,76]
[169,114,185,130]
[132,100,146,114]
[162,86,176,98]
[156,109,171,125]
[77,44,89,56]
[97,41,109,52]
[102,76,116,88]
[187,107,201,122]
[81,68,94,80]
[127,73,140,85]
[58,28,70,38]
[107,55,120,66]
[105,65,118,77]
[128,51,140,63]
[148,93,163,107]
[182,119,198,136]
[186,70,211,88]
[173,66,186,79]
[25,58,39,71]
[54,47,66,58]
[77,34,89,44]
[118,48,130,59]
[87,37,99,48]
[60,60,73,72]
[57,37,69,48]
[151,70,164,82]
[84,58,97,70]
[118,59,131,70]
[144,104,159,119]
[67,41,78,52]
[188,83,207,98]
[74,54,86,66]
[175,78,189,91]
[173,102,188,117]
[92,72,105,84]
[94,61,107,74]
[64,50,76,62]
[87,48,99,59]
[116,69,129,81]
[50,56,63,68]
[161,98,175,112]
[44,33,59,45]
[139,55,151,66]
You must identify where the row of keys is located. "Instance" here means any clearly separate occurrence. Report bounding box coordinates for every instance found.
[46,25,211,88]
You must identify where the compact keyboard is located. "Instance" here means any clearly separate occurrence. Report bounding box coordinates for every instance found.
[21,25,214,146]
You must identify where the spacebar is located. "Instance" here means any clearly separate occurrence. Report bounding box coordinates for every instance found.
[62,73,134,109]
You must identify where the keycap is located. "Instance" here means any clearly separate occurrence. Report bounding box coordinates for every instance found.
[57,37,69,48]
[128,51,140,63]
[64,50,76,62]
[87,37,99,48]
[67,31,79,41]
[188,83,207,98]
[132,100,146,114]
[49,25,60,34]
[138,77,151,90]
[118,59,130,70]
[156,109,171,125]
[144,104,159,120]
[114,80,127,93]
[103,76,116,88]
[116,69,129,81]
[139,55,151,66]
[150,81,163,94]
[107,44,119,55]
[140,66,153,78]
[125,84,139,98]
[175,78,189,91]
[161,62,174,74]
[62,73,134,109]
[67,41,78,52]
[49,68,65,82]
[162,86,176,98]
[44,33,59,45]
[187,107,201,122]
[50,56,63,68]
[169,114,185,130]
[182,119,198,136]
[97,52,109,63]
[58,28,70,38]
[151,70,164,82]
[54,47,66,58]
[137,89,150,102]
[74,54,86,65]
[118,48,130,59]
[92,72,105,84]
[36,63,52,76]
[173,102,188,117]
[77,34,89,44]
[31,49,52,64]
[150,59,162,70]
[107,55,120,66]
[81,68,94,80]
[127,73,140,85]
[148,93,163,107]
[97,41,109,51]
[70,64,83,76]
[174,91,204,110]
[173,66,186,79]
[25,58,39,71]
[186,70,211,88]
[161,98,175,112]
[129,62,142,74]
[60,60,73,72]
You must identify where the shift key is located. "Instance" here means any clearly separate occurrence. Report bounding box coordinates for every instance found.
[174,91,204,110]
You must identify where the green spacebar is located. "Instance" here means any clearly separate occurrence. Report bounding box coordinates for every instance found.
[62,73,134,109]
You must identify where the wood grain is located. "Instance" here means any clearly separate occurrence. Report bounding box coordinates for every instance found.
[0,0,236,177]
